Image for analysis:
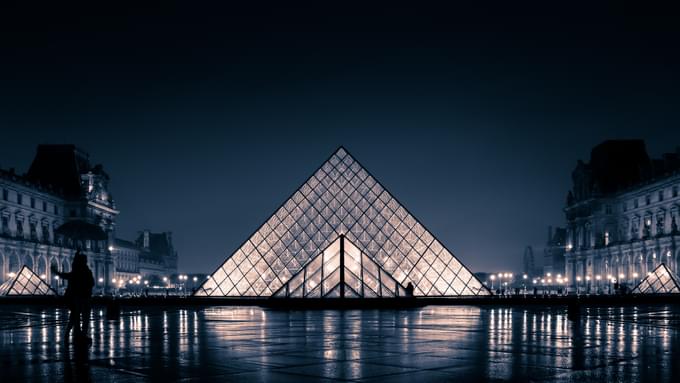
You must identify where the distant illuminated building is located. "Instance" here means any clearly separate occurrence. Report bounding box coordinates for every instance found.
[196,147,489,298]
[565,140,680,291]
[0,145,178,293]
[0,145,118,289]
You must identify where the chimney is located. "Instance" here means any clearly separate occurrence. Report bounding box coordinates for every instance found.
[548,226,553,242]
[143,230,150,249]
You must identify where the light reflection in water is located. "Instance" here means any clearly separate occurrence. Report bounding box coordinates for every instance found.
[1,304,679,382]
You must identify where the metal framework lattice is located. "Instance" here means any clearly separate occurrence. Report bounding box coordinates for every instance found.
[0,265,56,296]
[631,263,680,294]
[195,147,489,297]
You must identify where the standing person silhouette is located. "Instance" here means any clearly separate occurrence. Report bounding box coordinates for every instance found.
[52,250,95,344]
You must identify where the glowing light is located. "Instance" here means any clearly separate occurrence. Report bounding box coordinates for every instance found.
[8,272,16,278]
[40,274,46,279]
[112,278,117,283]
[108,245,114,252]
[595,275,601,280]
[619,273,625,279]
[192,277,198,282]
[585,276,591,281]
[633,272,639,278]
[576,276,581,282]
[522,274,527,279]
[163,277,168,282]
[547,273,552,277]
[98,278,104,283]
[490,275,495,281]
[54,276,59,280]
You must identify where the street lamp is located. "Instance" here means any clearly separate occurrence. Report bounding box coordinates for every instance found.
[490,275,496,289]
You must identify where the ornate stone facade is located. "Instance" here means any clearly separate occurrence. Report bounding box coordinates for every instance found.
[1,145,178,293]
[565,140,680,292]
[0,145,118,292]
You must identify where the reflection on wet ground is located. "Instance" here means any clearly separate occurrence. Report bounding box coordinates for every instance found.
[1,304,679,382]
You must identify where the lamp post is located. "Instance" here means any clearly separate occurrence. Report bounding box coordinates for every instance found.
[490,275,496,290]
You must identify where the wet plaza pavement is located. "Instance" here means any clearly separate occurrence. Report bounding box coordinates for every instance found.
[1,304,679,382]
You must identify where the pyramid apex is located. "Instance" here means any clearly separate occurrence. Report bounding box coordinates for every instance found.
[333,146,349,158]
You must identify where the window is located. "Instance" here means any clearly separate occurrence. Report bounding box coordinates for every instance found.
[634,199,639,209]
[16,218,23,236]
[30,222,37,240]
[30,197,35,209]
[54,205,58,215]
[605,205,612,214]
[646,195,651,205]
[674,186,679,198]
[42,202,47,212]
[2,189,7,201]
[42,223,50,242]
[70,209,76,217]
[17,193,23,205]
[1,216,8,235]
[659,190,664,202]
[623,202,627,212]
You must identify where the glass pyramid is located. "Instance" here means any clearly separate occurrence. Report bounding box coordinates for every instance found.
[631,263,680,294]
[195,147,490,298]
[0,265,56,296]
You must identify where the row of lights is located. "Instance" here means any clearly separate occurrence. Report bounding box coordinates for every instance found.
[6,271,200,287]
[489,272,514,281]
[575,272,650,283]
[531,273,569,285]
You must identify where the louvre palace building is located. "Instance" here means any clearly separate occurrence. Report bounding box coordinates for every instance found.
[0,145,177,292]
[565,140,680,292]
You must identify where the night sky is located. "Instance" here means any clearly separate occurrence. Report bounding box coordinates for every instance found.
[1,2,680,274]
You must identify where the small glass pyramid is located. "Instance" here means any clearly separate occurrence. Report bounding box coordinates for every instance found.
[195,147,489,297]
[0,265,57,296]
[631,263,680,294]
[272,235,409,298]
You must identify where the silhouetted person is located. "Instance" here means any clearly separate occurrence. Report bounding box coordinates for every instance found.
[52,251,94,344]
[405,282,415,297]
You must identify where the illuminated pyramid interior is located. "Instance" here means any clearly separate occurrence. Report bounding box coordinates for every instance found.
[195,147,489,298]
[0,265,56,296]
